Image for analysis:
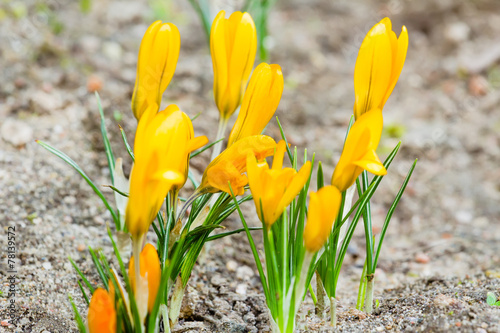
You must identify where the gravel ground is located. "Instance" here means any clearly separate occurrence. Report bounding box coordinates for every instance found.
[1,0,500,332]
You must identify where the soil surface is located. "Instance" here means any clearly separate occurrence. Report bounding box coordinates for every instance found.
[1,0,500,332]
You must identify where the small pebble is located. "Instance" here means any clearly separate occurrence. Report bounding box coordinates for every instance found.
[236,266,254,281]
[415,253,430,264]
[236,284,247,295]
[1,321,10,327]
[77,244,86,252]
[376,326,384,332]
[226,260,238,272]
[1,119,33,147]
[42,262,52,270]
[455,321,461,327]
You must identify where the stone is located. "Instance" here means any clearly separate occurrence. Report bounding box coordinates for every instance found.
[236,265,254,280]
[1,118,33,147]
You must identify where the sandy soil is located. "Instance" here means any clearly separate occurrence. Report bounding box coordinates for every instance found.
[1,0,500,332]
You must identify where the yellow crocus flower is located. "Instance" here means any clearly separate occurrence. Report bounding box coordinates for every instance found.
[354,17,408,119]
[126,104,208,237]
[227,63,284,146]
[331,108,386,192]
[128,243,161,313]
[131,21,181,120]
[211,10,257,120]
[88,288,116,333]
[200,135,276,196]
[303,185,342,252]
[247,140,311,228]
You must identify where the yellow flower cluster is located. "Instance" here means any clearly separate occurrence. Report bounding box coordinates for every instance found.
[87,13,407,330]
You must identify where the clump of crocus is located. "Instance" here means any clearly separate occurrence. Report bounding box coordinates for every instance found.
[228,63,284,146]
[88,288,116,333]
[131,21,181,120]
[246,140,311,227]
[353,17,408,119]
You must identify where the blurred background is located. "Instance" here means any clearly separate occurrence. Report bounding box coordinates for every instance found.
[1,0,499,331]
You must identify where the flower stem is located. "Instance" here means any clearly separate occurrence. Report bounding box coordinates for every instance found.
[365,276,374,314]
[210,116,229,161]
[330,296,337,328]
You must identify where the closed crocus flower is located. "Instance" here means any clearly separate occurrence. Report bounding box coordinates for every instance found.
[211,10,257,120]
[128,243,161,313]
[331,109,386,192]
[303,185,342,252]
[227,63,284,146]
[200,135,276,195]
[88,288,116,333]
[126,104,208,237]
[247,140,311,228]
[131,21,181,120]
[354,18,408,120]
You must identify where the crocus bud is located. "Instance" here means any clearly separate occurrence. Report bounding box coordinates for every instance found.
[228,63,284,146]
[88,288,116,333]
[200,135,276,196]
[303,185,342,252]
[126,104,207,237]
[131,21,181,120]
[354,18,408,119]
[211,10,257,120]
[331,109,386,192]
[128,243,161,313]
[246,140,311,228]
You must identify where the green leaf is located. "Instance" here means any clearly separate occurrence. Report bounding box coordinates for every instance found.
[373,158,417,270]
[118,125,135,161]
[37,140,120,228]
[276,116,293,163]
[487,292,497,306]
[68,256,94,294]
[206,227,262,242]
[317,161,324,190]
[68,294,87,332]
[190,138,223,158]
[95,92,115,184]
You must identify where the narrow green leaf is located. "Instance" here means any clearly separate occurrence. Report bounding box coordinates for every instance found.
[118,125,135,161]
[317,161,324,190]
[205,227,262,242]
[373,159,417,270]
[190,138,224,158]
[77,280,90,305]
[68,256,94,293]
[68,294,87,332]
[95,92,115,184]
[276,116,293,163]
[37,140,120,227]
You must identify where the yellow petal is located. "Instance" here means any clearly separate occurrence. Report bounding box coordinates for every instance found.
[88,288,116,333]
[303,185,342,252]
[126,105,203,236]
[272,140,287,171]
[352,149,387,175]
[131,21,180,120]
[273,161,312,224]
[211,10,257,119]
[353,17,408,119]
[128,243,161,313]
[227,63,284,146]
[200,135,276,195]
[382,25,408,107]
[331,109,383,192]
